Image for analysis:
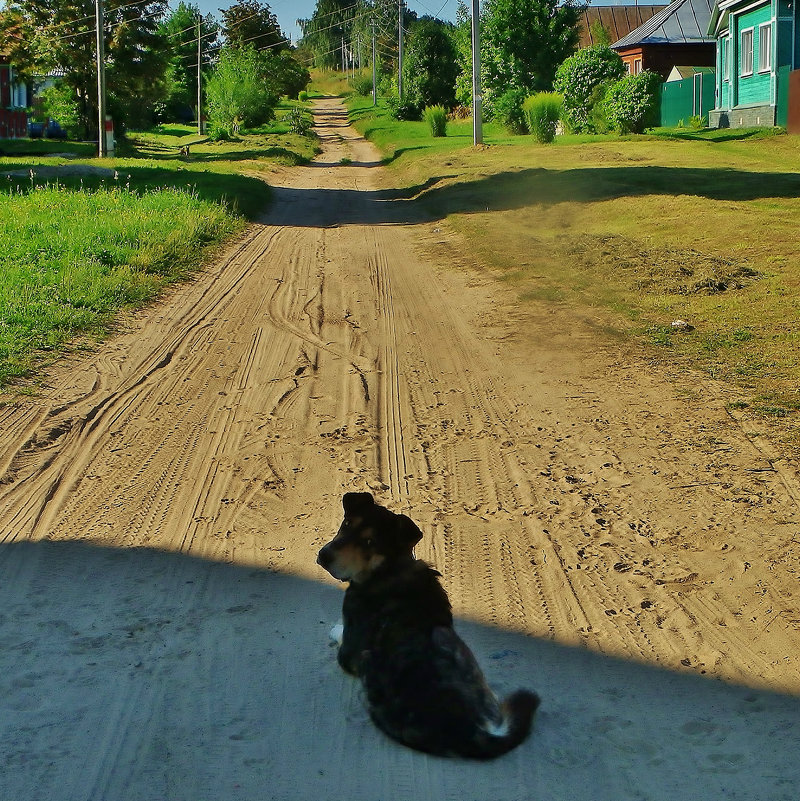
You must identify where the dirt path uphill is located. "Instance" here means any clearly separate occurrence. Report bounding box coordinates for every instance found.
[1,98,799,801]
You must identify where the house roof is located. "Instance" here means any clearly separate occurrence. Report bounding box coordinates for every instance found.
[578,4,669,48]
[666,64,715,79]
[611,0,716,48]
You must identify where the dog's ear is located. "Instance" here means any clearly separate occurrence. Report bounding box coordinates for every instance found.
[342,492,374,515]
[397,514,423,548]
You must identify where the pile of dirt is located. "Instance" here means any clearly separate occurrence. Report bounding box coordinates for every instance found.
[564,233,760,294]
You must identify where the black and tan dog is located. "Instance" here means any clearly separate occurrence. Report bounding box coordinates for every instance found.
[317,491,540,759]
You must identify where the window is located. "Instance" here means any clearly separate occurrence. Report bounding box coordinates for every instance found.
[633,58,643,75]
[723,37,730,81]
[758,23,772,72]
[741,28,754,76]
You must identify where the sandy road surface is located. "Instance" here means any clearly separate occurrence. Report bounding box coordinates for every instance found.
[1,99,799,800]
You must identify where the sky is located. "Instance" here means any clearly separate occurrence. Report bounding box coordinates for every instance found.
[187,0,460,45]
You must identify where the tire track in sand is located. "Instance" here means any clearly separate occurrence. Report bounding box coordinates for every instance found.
[0,98,798,700]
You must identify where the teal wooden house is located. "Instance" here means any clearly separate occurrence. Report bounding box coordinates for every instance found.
[708,0,800,126]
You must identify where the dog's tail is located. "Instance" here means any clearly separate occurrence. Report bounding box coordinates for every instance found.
[465,689,541,760]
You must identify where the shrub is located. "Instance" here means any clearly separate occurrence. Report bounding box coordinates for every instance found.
[553,45,626,133]
[387,94,422,121]
[298,90,309,102]
[39,82,82,139]
[423,105,448,137]
[523,92,563,143]
[603,70,662,134]
[587,81,613,134]
[493,87,528,134]
[349,72,374,97]
[286,105,313,135]
[206,46,279,136]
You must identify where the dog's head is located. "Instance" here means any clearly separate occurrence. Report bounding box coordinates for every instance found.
[316,492,423,583]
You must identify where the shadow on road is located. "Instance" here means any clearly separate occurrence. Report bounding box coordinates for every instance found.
[262,165,800,229]
[1,539,797,800]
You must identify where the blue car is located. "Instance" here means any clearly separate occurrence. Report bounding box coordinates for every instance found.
[27,119,68,139]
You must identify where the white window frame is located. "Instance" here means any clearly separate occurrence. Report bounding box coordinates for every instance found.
[723,35,731,81]
[740,27,754,76]
[758,22,772,72]
[633,58,643,75]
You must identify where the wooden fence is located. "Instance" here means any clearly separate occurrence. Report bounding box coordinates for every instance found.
[0,109,27,139]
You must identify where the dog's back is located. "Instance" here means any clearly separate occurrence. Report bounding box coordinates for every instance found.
[349,559,539,759]
[318,492,539,759]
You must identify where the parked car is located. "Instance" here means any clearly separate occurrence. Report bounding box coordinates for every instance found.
[27,119,68,140]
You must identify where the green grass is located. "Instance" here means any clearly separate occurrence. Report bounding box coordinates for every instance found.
[347,99,800,452]
[0,184,234,384]
[307,69,355,98]
[0,107,318,387]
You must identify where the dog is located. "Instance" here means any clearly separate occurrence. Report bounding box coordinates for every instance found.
[317,491,540,759]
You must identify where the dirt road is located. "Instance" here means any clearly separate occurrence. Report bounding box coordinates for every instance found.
[1,99,799,800]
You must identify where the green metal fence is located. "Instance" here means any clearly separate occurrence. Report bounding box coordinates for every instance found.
[660,73,717,126]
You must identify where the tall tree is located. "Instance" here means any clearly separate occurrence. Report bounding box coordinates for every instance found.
[402,18,458,112]
[0,0,169,135]
[298,0,357,69]
[157,2,220,122]
[221,0,286,52]
[451,1,474,107]
[481,0,583,96]
[205,45,278,134]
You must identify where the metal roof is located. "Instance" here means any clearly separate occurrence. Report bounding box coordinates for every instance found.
[611,0,715,47]
[578,5,668,48]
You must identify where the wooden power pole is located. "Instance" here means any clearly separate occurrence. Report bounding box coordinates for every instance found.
[95,0,107,157]
[197,19,203,135]
[398,0,404,100]
[471,0,482,145]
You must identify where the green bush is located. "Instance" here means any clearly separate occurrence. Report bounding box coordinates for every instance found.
[493,87,529,134]
[423,105,448,137]
[604,70,662,134]
[587,81,613,134]
[39,82,82,139]
[206,46,279,136]
[523,92,563,143]
[285,105,313,135]
[387,94,422,121]
[553,45,626,133]
[298,90,309,102]
[349,72,374,97]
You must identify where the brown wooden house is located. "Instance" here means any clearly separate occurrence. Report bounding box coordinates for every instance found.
[578,4,668,48]
[610,0,716,78]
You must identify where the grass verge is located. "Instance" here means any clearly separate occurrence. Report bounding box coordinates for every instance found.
[0,105,318,388]
[0,185,233,384]
[349,98,800,452]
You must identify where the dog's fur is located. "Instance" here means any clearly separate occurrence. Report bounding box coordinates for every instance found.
[317,492,540,759]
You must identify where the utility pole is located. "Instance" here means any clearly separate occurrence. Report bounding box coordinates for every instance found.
[372,21,377,106]
[95,0,107,157]
[471,0,482,145]
[397,0,404,100]
[197,19,203,135]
